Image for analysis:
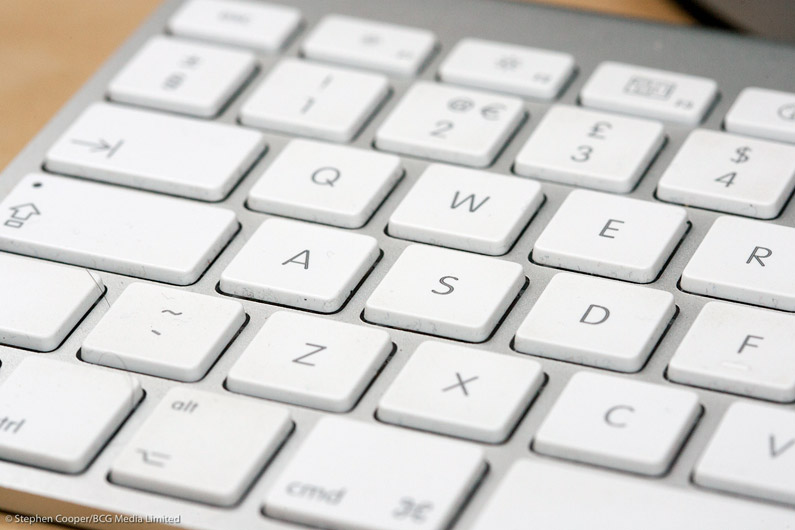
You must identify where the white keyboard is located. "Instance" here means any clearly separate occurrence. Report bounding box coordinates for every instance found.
[1,0,794,528]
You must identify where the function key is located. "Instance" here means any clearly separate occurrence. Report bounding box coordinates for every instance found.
[725,87,795,144]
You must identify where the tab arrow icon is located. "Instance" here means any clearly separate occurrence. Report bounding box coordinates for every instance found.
[8,203,41,221]
[70,138,123,158]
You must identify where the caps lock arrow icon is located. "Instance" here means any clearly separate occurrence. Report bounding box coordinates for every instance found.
[8,203,40,221]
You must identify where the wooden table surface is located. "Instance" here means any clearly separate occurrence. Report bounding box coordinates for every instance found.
[0,0,691,528]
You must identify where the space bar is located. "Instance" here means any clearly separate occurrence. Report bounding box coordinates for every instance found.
[472,460,794,530]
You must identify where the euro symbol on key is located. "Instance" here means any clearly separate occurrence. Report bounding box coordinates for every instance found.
[311,167,341,187]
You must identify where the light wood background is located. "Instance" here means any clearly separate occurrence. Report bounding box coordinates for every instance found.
[0,0,691,528]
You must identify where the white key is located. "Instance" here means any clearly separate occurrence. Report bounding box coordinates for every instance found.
[725,87,795,144]
[168,0,301,52]
[302,15,436,77]
[533,189,688,283]
[515,273,675,372]
[364,244,524,342]
[45,103,266,201]
[240,59,389,142]
[375,81,524,167]
[657,129,795,219]
[0,253,103,351]
[263,417,484,530]
[377,341,543,442]
[220,218,378,313]
[439,38,574,99]
[533,371,700,475]
[668,302,795,401]
[227,311,391,412]
[0,174,237,285]
[472,459,795,530]
[108,36,256,117]
[0,357,141,473]
[580,61,717,124]
[110,387,291,506]
[681,216,795,311]
[82,283,245,382]
[695,402,795,505]
[247,139,402,228]
[388,164,543,255]
[514,105,664,193]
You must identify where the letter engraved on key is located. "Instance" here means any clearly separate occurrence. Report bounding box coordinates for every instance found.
[135,448,171,467]
[769,435,795,458]
[171,399,199,413]
[430,120,454,138]
[599,219,625,239]
[587,121,612,139]
[447,97,474,113]
[450,191,490,213]
[431,276,459,295]
[292,343,327,367]
[311,167,341,187]
[715,171,737,188]
[777,103,795,121]
[570,145,593,163]
[580,304,610,325]
[392,497,434,522]
[730,146,751,164]
[0,417,26,434]
[442,372,479,396]
[604,405,635,427]
[746,246,772,267]
[738,334,764,354]
[70,138,124,158]
[480,103,506,121]
[623,77,675,100]
[283,250,311,270]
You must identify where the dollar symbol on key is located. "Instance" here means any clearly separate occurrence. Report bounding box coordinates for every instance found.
[731,146,751,164]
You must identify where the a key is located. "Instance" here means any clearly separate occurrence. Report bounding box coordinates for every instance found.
[0,253,103,351]
[240,58,389,142]
[533,371,700,475]
[220,218,379,312]
[375,81,525,167]
[247,139,402,228]
[226,311,392,412]
[168,0,302,52]
[0,357,141,473]
[725,87,795,144]
[45,103,266,201]
[514,105,664,193]
[364,244,524,342]
[532,189,688,283]
[0,174,237,285]
[377,341,543,442]
[302,15,436,76]
[695,402,795,506]
[263,417,485,530]
[438,38,575,100]
[580,61,717,124]
[82,283,245,382]
[667,302,795,401]
[472,459,795,530]
[681,216,795,311]
[388,163,543,255]
[110,387,291,506]
[514,273,675,372]
[657,129,795,218]
[108,36,256,118]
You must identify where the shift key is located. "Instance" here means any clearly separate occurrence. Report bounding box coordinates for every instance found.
[0,173,237,285]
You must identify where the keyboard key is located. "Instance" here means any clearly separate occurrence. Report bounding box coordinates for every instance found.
[168,0,302,52]
[695,402,795,505]
[0,174,237,285]
[388,163,543,255]
[533,372,699,475]
[515,273,675,372]
[472,459,795,530]
[658,129,795,218]
[681,216,795,311]
[0,357,141,473]
[82,283,245,382]
[533,189,688,283]
[220,218,378,312]
[240,59,389,142]
[108,36,256,117]
[375,81,524,167]
[0,253,103,351]
[438,38,574,99]
[263,417,485,530]
[110,387,291,506]
[226,311,392,412]
[302,15,436,76]
[725,87,795,144]
[247,139,402,228]
[580,61,717,124]
[45,103,266,201]
[377,341,543,442]
[364,244,524,342]
[668,302,795,401]
[514,105,664,193]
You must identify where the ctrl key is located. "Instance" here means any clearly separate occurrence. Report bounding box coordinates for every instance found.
[263,417,485,530]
